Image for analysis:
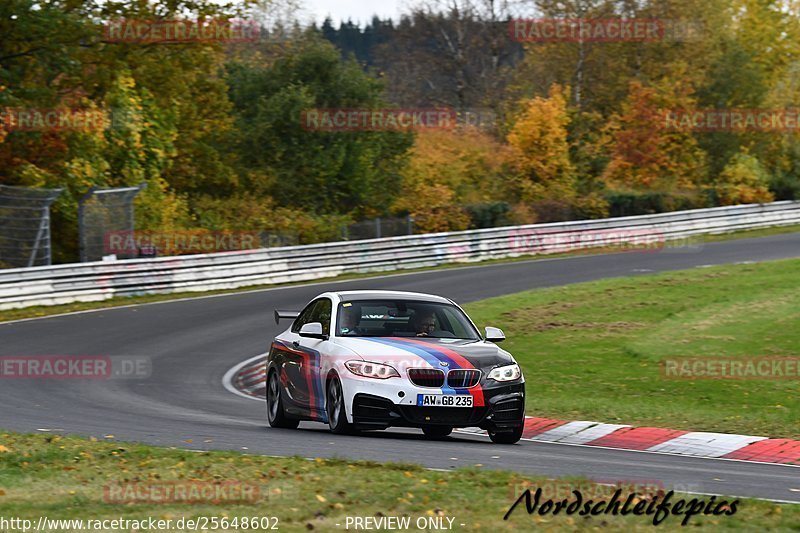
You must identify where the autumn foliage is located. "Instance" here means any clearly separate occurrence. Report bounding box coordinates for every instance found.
[602,78,707,194]
[507,85,576,203]
[2,0,800,263]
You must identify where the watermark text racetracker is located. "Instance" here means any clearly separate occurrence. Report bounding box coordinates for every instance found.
[509,18,704,42]
[507,228,703,255]
[661,356,800,380]
[104,481,260,505]
[301,108,495,132]
[104,230,262,256]
[661,108,800,132]
[0,107,177,132]
[0,356,151,380]
[1,108,107,132]
[508,479,687,501]
[103,18,260,43]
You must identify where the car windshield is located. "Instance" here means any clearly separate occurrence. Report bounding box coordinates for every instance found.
[336,300,481,340]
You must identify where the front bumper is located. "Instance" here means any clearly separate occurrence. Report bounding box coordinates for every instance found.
[348,380,525,431]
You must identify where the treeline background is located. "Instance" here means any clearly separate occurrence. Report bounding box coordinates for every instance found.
[2,0,800,263]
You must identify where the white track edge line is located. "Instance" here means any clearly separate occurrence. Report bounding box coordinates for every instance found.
[222,353,269,401]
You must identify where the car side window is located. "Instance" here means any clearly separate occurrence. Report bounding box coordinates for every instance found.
[291,300,319,333]
[291,298,332,335]
[308,298,332,335]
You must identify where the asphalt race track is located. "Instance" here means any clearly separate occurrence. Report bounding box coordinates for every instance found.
[1,232,799,503]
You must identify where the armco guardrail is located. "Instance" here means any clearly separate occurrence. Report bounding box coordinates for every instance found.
[1,201,799,310]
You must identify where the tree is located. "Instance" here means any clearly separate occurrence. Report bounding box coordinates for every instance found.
[601,72,707,194]
[226,35,413,218]
[511,0,728,114]
[393,127,510,230]
[395,183,471,233]
[375,0,522,111]
[714,152,774,205]
[0,0,242,261]
[507,85,576,202]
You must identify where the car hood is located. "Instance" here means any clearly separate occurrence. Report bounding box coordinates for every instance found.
[333,337,514,371]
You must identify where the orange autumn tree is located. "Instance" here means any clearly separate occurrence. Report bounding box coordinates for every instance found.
[394,127,509,233]
[506,85,577,214]
[601,75,707,194]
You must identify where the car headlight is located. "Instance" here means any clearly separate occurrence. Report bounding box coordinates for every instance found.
[345,360,400,379]
[487,363,521,382]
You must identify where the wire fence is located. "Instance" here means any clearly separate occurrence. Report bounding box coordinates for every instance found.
[343,216,414,240]
[78,184,146,262]
[0,185,63,268]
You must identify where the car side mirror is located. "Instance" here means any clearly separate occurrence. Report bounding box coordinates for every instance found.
[485,326,505,342]
[299,322,327,340]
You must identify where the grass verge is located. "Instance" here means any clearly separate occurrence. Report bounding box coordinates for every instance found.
[464,258,800,439]
[0,432,796,532]
[1,224,799,324]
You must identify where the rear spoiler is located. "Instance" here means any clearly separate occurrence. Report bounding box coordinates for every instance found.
[274,310,300,325]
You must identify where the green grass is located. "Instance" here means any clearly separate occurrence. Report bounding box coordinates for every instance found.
[464,258,800,439]
[0,433,796,532]
[1,224,798,324]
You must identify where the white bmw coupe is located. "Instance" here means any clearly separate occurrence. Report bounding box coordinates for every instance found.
[266,290,526,443]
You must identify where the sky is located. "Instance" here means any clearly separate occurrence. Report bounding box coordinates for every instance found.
[300,0,406,25]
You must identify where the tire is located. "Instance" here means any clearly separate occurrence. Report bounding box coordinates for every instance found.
[266,370,299,429]
[327,375,356,435]
[488,424,523,444]
[421,426,453,439]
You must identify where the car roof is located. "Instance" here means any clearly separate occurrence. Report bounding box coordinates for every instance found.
[334,290,452,304]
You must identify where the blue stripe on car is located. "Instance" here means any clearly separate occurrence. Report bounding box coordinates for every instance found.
[357,337,468,396]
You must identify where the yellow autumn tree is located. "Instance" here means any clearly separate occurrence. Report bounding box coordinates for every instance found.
[507,85,577,205]
[394,128,509,233]
[714,152,774,205]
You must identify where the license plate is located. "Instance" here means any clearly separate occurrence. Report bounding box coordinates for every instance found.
[417,394,473,407]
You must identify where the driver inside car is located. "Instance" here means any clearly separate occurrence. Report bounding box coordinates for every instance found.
[339,304,365,335]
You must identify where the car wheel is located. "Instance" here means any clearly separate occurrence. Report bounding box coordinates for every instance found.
[266,370,299,429]
[421,426,453,439]
[327,375,356,435]
[488,424,523,444]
